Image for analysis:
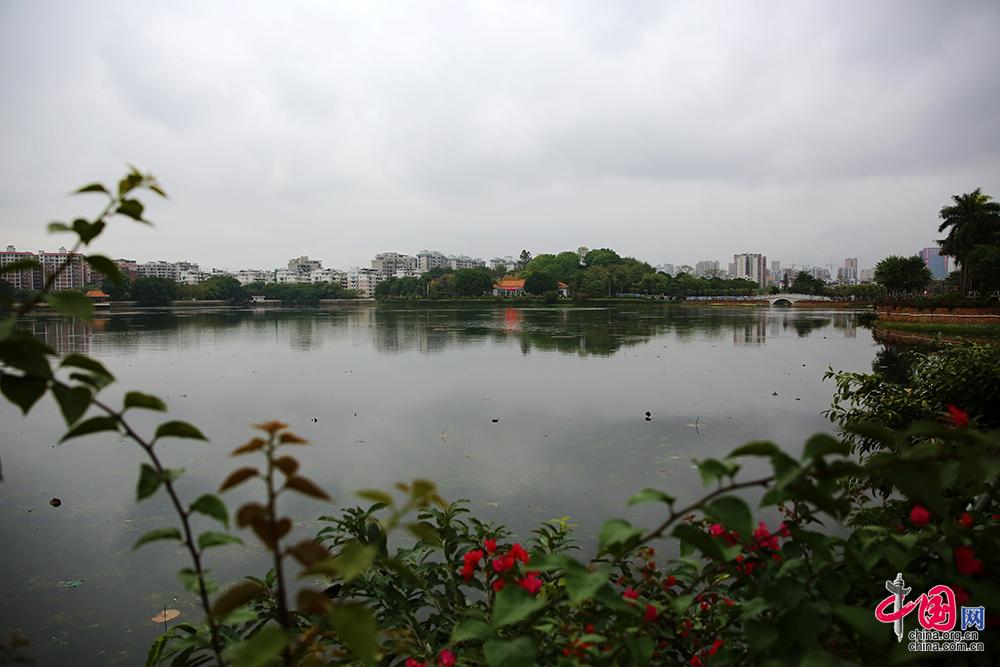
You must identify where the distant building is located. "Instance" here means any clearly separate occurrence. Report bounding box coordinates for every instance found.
[493,277,569,298]
[490,256,516,272]
[1,245,37,290]
[416,250,448,273]
[446,255,486,270]
[138,261,179,281]
[115,258,139,280]
[694,260,720,277]
[727,262,736,276]
[859,268,874,284]
[656,263,675,276]
[372,252,417,275]
[38,247,93,290]
[234,269,274,285]
[288,256,322,276]
[309,268,345,284]
[771,260,780,275]
[843,258,858,284]
[919,246,949,279]
[732,253,768,287]
[341,268,383,297]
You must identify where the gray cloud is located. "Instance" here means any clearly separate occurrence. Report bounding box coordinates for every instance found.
[1,0,998,271]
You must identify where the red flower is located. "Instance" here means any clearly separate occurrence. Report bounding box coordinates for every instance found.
[584,624,595,634]
[510,543,530,564]
[946,404,969,428]
[664,575,677,589]
[955,546,984,576]
[519,572,543,595]
[709,639,724,656]
[699,602,710,612]
[689,656,703,667]
[405,659,425,667]
[708,523,725,537]
[491,579,505,592]
[959,512,973,529]
[643,604,658,622]
[437,649,456,667]
[492,553,515,574]
[623,587,640,600]
[909,505,931,528]
[484,538,497,555]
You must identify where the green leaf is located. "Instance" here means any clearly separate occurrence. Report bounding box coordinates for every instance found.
[627,488,675,507]
[74,182,110,195]
[491,585,545,627]
[671,594,694,614]
[146,633,168,667]
[60,415,119,442]
[406,521,442,546]
[803,434,850,461]
[832,605,890,646]
[672,523,725,561]
[697,458,737,487]
[625,635,654,666]
[119,171,144,197]
[1,258,40,272]
[332,542,377,582]
[1,373,48,415]
[177,567,216,596]
[137,463,162,501]
[85,255,123,284]
[484,637,536,667]
[124,391,167,412]
[132,527,182,550]
[52,383,91,425]
[212,580,266,617]
[61,354,114,379]
[72,219,105,244]
[452,618,494,643]
[598,519,642,554]
[328,603,377,666]
[730,440,781,458]
[45,292,94,319]
[48,222,72,233]
[356,489,394,505]
[154,421,207,441]
[563,562,611,605]
[116,199,146,222]
[704,496,753,540]
[190,494,228,528]
[224,626,289,667]
[198,532,243,550]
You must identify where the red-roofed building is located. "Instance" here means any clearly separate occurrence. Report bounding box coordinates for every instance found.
[493,277,569,297]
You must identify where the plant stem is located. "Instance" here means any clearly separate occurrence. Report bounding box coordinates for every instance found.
[264,433,293,666]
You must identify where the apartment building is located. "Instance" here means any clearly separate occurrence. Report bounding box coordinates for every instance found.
[732,253,768,287]
[372,252,418,275]
[1,245,37,290]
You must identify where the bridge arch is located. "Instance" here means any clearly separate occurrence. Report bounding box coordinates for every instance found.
[771,297,794,307]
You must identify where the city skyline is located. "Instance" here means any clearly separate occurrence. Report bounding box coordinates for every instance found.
[2,2,998,271]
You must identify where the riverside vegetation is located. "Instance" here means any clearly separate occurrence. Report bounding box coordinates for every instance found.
[1,170,999,666]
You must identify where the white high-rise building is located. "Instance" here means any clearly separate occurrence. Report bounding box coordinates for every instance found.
[372,252,418,275]
[694,260,721,277]
[843,258,858,284]
[416,250,448,273]
[732,253,768,287]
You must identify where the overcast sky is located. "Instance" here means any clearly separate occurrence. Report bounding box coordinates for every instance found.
[2,1,998,271]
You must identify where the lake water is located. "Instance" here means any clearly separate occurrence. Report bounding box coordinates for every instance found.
[0,303,880,665]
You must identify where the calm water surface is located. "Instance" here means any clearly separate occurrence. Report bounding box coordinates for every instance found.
[1,304,879,664]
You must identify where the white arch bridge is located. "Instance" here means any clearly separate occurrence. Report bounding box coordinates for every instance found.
[762,293,831,306]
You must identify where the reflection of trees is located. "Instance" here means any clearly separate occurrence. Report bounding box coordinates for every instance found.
[792,317,832,338]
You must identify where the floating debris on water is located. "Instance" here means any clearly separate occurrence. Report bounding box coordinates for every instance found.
[49,498,61,508]
[57,580,84,589]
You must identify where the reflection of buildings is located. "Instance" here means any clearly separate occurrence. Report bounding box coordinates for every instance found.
[20,317,97,356]
[731,312,769,346]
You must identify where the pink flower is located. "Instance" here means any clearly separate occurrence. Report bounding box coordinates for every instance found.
[955,546,984,576]
[946,404,969,428]
[437,649,456,667]
[622,587,640,600]
[708,523,725,537]
[405,659,425,667]
[484,538,497,555]
[519,571,543,595]
[643,604,658,622]
[909,505,931,528]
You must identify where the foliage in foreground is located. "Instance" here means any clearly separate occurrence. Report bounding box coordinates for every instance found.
[2,171,998,667]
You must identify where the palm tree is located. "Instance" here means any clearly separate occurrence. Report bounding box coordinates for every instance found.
[938,188,1000,295]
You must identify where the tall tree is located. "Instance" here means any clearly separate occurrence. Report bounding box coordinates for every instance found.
[516,250,532,271]
[873,255,932,294]
[938,188,1000,295]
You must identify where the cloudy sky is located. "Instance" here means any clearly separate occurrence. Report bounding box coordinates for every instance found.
[1,0,998,271]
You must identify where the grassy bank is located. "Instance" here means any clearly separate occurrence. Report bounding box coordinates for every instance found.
[875,320,1000,343]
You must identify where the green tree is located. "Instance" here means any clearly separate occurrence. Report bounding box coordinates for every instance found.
[523,271,558,294]
[938,188,1000,295]
[583,248,621,267]
[132,276,179,306]
[101,275,133,301]
[790,271,827,295]
[199,276,247,303]
[516,249,532,271]
[453,268,494,297]
[873,255,932,293]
